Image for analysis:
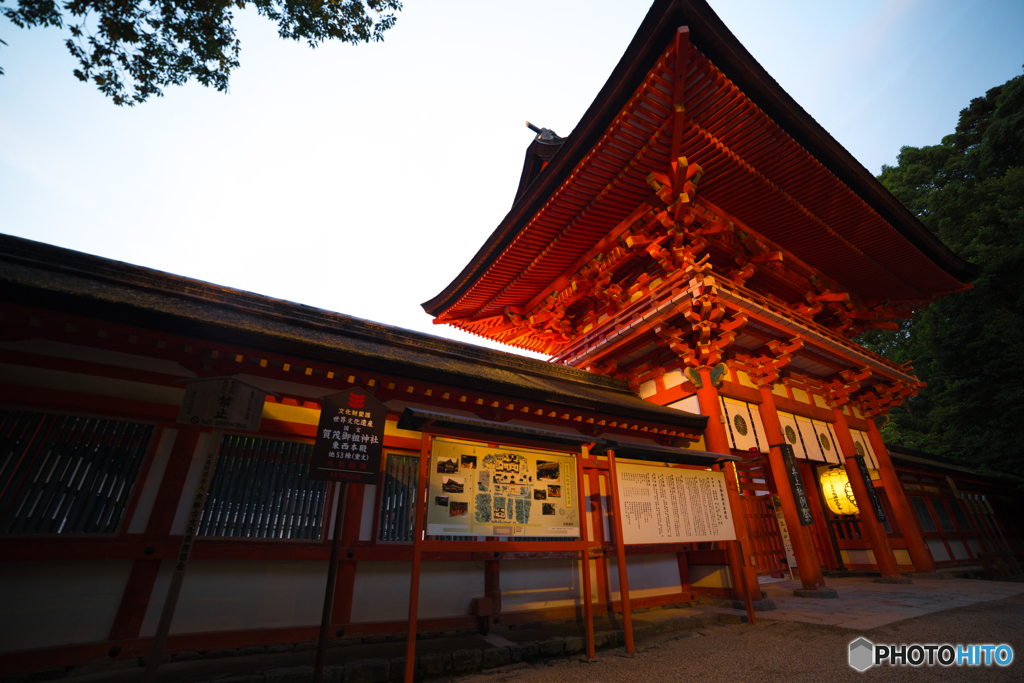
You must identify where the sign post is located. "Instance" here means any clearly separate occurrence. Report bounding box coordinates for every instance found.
[309,388,387,683]
[142,378,267,683]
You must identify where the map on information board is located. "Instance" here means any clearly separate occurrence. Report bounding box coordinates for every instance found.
[426,439,579,538]
[615,462,735,545]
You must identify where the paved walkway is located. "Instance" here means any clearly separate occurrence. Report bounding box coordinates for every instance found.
[754,575,1024,630]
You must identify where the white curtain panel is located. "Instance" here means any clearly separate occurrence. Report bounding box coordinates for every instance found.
[778,411,817,461]
[719,397,769,453]
[849,429,880,469]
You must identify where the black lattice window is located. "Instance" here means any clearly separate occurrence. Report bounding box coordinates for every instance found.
[0,410,152,534]
[378,453,418,542]
[198,435,328,539]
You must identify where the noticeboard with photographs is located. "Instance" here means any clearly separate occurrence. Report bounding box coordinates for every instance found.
[426,439,579,538]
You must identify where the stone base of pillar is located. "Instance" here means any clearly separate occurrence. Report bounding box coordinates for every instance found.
[873,577,913,584]
[793,588,839,598]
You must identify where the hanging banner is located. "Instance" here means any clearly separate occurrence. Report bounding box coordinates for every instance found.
[614,462,735,545]
[778,412,813,461]
[780,444,814,525]
[719,397,769,453]
[426,439,579,537]
[854,454,887,524]
[309,388,386,484]
[849,430,880,470]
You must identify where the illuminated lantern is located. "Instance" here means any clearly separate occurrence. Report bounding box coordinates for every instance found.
[820,467,859,515]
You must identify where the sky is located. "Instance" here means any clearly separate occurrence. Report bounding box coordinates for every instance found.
[2,0,1023,361]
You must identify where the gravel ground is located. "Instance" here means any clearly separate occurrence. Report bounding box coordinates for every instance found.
[452,592,1024,683]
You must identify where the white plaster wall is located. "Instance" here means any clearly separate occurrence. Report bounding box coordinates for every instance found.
[140,560,328,636]
[0,560,133,653]
[608,554,681,600]
[501,559,581,612]
[927,539,951,562]
[949,539,971,560]
[350,561,484,623]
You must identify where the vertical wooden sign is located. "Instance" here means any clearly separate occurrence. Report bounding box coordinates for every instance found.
[780,444,814,525]
[854,454,887,524]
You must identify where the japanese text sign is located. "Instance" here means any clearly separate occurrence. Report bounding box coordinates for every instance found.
[854,454,887,524]
[310,388,386,484]
[176,378,266,432]
[781,443,814,525]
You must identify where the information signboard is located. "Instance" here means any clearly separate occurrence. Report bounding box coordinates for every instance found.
[309,388,386,484]
[771,495,798,573]
[614,462,736,545]
[426,439,579,537]
[780,444,814,525]
[176,378,266,431]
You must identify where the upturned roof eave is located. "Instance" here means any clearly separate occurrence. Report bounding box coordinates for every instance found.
[422,0,977,321]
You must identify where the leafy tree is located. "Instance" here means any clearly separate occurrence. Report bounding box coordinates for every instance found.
[865,68,1024,477]
[1,0,401,104]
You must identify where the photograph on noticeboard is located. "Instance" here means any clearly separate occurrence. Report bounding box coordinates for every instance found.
[542,503,556,515]
[436,457,458,474]
[434,496,449,507]
[441,476,464,494]
[547,485,561,498]
[536,461,560,482]
[533,489,547,500]
[449,501,468,517]
[461,454,477,469]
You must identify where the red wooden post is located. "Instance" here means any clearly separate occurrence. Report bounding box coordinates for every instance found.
[799,460,840,571]
[676,551,690,593]
[832,410,901,578]
[588,469,610,607]
[866,421,936,573]
[575,445,595,660]
[404,433,431,683]
[483,560,501,616]
[313,484,346,683]
[758,388,827,590]
[694,370,761,602]
[331,483,365,624]
[605,449,634,653]
[108,559,161,641]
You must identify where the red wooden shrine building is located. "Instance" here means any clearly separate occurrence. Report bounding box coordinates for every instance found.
[2,0,1022,677]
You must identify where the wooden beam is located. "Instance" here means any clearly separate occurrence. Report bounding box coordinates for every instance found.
[670,26,691,191]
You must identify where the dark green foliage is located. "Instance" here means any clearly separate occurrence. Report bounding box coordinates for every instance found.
[1,0,400,104]
[865,68,1024,476]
